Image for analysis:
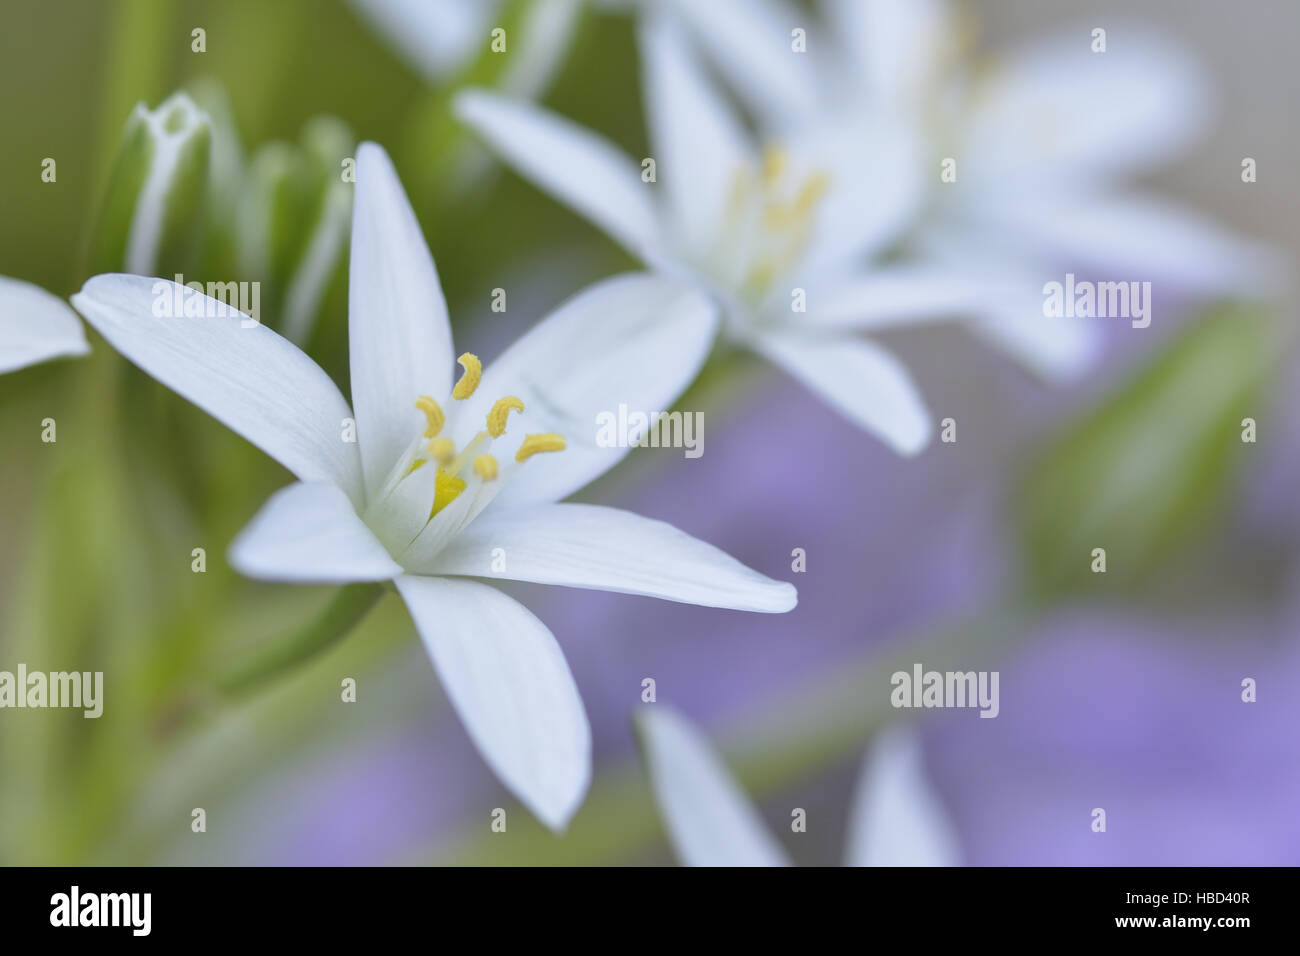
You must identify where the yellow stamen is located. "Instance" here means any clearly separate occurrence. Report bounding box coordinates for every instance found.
[415,395,445,438]
[406,457,427,474]
[793,172,831,215]
[428,437,455,466]
[452,352,482,400]
[431,467,466,516]
[515,432,566,462]
[473,454,498,481]
[487,396,525,437]
[761,145,787,186]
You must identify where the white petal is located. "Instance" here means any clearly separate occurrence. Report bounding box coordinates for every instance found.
[659,0,819,120]
[461,274,719,508]
[346,0,489,82]
[417,503,797,612]
[395,575,591,831]
[794,265,986,331]
[823,0,950,105]
[992,192,1284,297]
[754,330,931,455]
[350,142,456,501]
[845,724,961,867]
[0,276,89,374]
[636,707,790,867]
[454,90,662,261]
[964,24,1210,187]
[229,482,402,583]
[638,13,753,263]
[71,274,363,497]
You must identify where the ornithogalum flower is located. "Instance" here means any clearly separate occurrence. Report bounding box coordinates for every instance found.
[454,12,974,455]
[72,142,796,831]
[0,276,89,374]
[637,707,959,866]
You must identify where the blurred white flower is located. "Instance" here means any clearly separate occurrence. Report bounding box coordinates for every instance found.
[637,707,960,866]
[0,276,89,375]
[663,0,1282,377]
[454,11,998,455]
[72,142,796,832]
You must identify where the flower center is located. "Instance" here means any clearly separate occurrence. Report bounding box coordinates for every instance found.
[410,352,565,517]
[714,145,831,303]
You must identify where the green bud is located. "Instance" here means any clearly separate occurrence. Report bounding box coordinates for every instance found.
[237,117,355,344]
[1015,303,1279,599]
[89,92,212,276]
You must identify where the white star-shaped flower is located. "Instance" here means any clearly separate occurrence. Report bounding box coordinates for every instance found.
[72,142,796,830]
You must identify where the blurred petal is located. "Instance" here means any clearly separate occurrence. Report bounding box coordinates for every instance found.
[461,274,719,508]
[72,274,363,498]
[636,706,790,867]
[0,276,89,374]
[229,482,401,583]
[994,192,1284,296]
[754,330,932,455]
[846,724,961,866]
[350,142,455,500]
[660,0,819,119]
[823,0,950,104]
[638,13,753,261]
[347,0,488,82]
[418,503,797,612]
[395,575,591,831]
[965,24,1211,186]
[795,265,986,331]
[454,90,662,261]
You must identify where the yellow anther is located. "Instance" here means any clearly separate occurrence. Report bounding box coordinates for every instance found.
[515,432,566,462]
[428,437,455,466]
[415,395,445,438]
[487,396,525,438]
[794,172,831,215]
[406,457,427,475]
[431,467,466,516]
[761,145,787,186]
[452,352,482,400]
[473,454,499,481]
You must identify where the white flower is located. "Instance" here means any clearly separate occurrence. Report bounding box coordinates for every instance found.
[637,707,960,866]
[72,142,796,831]
[0,276,89,375]
[661,0,1282,376]
[453,11,987,455]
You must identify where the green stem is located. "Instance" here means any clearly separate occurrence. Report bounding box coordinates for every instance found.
[217,583,385,698]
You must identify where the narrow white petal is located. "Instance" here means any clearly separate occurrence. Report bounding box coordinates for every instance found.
[964,24,1210,186]
[823,0,950,104]
[660,0,819,119]
[346,0,489,82]
[636,707,790,867]
[795,266,986,331]
[638,13,753,263]
[846,724,961,867]
[461,274,719,508]
[0,276,89,374]
[418,503,797,613]
[350,142,455,501]
[229,482,401,583]
[454,90,662,261]
[395,575,591,831]
[993,193,1284,296]
[754,330,932,455]
[71,274,363,497]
